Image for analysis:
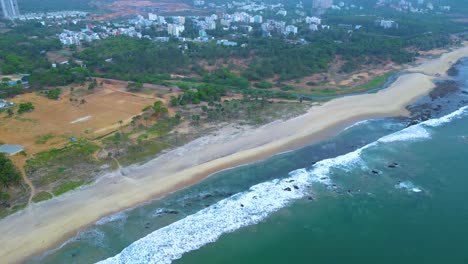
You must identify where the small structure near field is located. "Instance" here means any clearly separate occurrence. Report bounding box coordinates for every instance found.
[0,144,24,156]
[0,99,14,109]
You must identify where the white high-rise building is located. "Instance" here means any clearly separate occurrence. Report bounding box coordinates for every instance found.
[1,0,20,19]
[167,24,185,37]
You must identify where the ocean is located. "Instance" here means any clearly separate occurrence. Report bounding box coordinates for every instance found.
[29,58,468,264]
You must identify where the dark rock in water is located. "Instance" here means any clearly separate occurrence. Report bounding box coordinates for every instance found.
[307,196,315,201]
[71,253,77,258]
[284,187,292,192]
[462,91,468,95]
[388,162,399,168]
[202,194,213,199]
[320,177,327,180]
[286,179,295,183]
[166,210,179,214]
[372,170,380,175]
[293,185,299,190]
[240,203,244,208]
[347,189,352,193]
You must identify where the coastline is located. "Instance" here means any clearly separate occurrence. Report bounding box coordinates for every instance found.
[1,45,468,263]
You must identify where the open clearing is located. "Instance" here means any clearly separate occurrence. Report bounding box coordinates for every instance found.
[0,83,158,157]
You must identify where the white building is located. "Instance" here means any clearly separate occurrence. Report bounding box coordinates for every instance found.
[377,19,398,29]
[148,13,158,21]
[167,23,185,37]
[285,25,298,35]
[306,16,321,24]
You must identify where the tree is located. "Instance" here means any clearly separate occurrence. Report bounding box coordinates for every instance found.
[17,102,35,114]
[191,114,201,125]
[88,79,97,90]
[152,101,168,117]
[0,153,21,189]
[170,96,178,106]
[6,108,14,117]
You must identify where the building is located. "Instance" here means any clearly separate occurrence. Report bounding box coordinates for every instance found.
[148,13,158,21]
[285,25,298,35]
[0,99,14,109]
[312,0,333,14]
[0,144,24,156]
[167,23,185,37]
[376,19,398,29]
[194,0,205,7]
[0,0,20,19]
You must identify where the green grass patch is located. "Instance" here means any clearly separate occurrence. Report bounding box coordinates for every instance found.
[353,71,395,91]
[254,81,274,89]
[32,191,53,203]
[52,181,86,196]
[34,133,57,144]
[25,139,99,170]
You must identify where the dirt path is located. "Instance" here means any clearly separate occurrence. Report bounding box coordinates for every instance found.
[12,157,36,204]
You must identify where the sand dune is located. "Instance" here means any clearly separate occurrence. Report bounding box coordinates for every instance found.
[0,45,467,263]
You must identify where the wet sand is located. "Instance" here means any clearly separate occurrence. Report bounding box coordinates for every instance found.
[0,45,467,263]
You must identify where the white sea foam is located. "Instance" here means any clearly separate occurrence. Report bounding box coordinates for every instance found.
[378,124,431,143]
[422,106,467,127]
[97,107,467,264]
[97,144,367,264]
[395,181,423,193]
[96,212,128,226]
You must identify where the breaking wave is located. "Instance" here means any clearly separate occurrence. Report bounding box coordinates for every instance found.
[97,106,467,264]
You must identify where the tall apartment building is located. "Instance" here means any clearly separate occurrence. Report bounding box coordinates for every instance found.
[1,0,20,19]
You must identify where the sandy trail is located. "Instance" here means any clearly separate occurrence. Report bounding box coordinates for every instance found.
[0,45,467,263]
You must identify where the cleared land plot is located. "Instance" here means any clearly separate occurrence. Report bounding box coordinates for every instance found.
[0,86,155,156]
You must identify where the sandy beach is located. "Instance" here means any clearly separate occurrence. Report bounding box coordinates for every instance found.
[1,45,468,263]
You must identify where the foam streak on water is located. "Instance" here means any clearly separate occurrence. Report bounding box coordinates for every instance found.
[97,106,468,264]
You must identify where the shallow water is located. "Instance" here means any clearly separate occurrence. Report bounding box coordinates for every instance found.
[29,59,468,264]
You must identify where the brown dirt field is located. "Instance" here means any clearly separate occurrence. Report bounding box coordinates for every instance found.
[91,0,192,21]
[0,86,156,157]
[46,50,73,64]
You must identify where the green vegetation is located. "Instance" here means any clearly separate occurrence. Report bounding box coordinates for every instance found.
[39,88,61,100]
[25,140,100,189]
[34,134,58,145]
[0,153,21,189]
[354,72,395,91]
[0,22,89,95]
[52,181,86,196]
[77,37,187,81]
[32,191,53,203]
[254,81,274,89]
[17,102,35,114]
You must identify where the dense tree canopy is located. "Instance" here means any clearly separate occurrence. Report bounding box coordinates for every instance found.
[0,154,21,189]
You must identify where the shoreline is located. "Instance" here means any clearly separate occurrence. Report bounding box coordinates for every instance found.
[1,45,468,263]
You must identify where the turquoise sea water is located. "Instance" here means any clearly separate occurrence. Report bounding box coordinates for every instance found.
[30,59,468,264]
